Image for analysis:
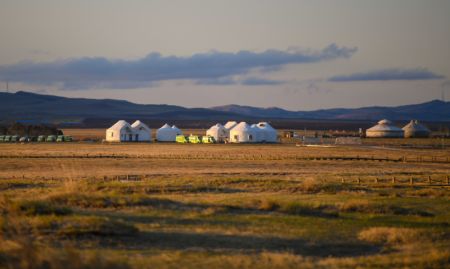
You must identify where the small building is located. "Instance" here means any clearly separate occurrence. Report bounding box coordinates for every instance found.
[206,123,228,142]
[106,120,134,142]
[366,119,404,138]
[402,120,431,138]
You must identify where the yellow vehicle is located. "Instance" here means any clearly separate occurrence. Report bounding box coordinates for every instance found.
[202,135,216,144]
[188,135,202,144]
[176,135,189,143]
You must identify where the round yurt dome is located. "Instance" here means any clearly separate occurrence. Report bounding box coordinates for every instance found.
[206,123,227,142]
[256,122,278,143]
[156,123,178,142]
[229,122,257,143]
[250,124,263,142]
[402,120,430,138]
[366,119,404,138]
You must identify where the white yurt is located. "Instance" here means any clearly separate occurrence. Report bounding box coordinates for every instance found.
[156,123,178,142]
[106,120,133,142]
[250,124,263,142]
[206,123,227,142]
[171,125,183,136]
[257,122,278,143]
[229,122,257,143]
[366,119,404,138]
[131,120,152,141]
[402,120,431,138]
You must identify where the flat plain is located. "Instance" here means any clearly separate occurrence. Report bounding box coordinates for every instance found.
[0,134,449,268]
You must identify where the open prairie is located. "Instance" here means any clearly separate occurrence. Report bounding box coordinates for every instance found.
[0,141,449,268]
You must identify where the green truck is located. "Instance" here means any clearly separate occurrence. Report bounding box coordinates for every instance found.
[0,135,4,142]
[37,135,46,142]
[11,135,19,142]
[56,135,73,142]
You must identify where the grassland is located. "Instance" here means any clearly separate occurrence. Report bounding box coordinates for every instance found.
[0,138,449,268]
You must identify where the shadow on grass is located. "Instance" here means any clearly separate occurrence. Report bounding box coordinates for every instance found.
[93,230,379,258]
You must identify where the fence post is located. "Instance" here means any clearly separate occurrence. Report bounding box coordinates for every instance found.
[447,175,450,185]
[392,176,395,184]
[410,177,413,185]
[358,177,361,185]
[341,177,345,183]
[375,177,378,184]
[428,176,432,185]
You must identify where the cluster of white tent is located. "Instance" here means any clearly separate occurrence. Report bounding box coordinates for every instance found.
[106,120,152,142]
[106,120,278,143]
[366,119,431,138]
[206,121,278,143]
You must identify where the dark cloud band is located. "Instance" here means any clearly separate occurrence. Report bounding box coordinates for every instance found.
[329,68,445,82]
[0,44,356,89]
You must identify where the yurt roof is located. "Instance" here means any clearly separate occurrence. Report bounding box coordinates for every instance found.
[208,123,225,131]
[257,122,276,131]
[402,120,430,132]
[159,123,172,129]
[367,120,403,132]
[172,125,181,131]
[231,122,251,132]
[108,120,131,131]
[131,120,150,130]
[224,121,238,129]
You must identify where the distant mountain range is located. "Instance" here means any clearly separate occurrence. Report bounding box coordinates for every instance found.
[0,91,449,124]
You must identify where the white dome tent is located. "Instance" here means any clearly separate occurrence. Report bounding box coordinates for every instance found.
[250,124,263,142]
[402,120,431,138]
[224,121,238,130]
[206,123,228,142]
[106,120,133,142]
[131,120,152,142]
[366,119,404,138]
[157,124,179,142]
[257,122,278,143]
[171,125,183,136]
[229,122,257,143]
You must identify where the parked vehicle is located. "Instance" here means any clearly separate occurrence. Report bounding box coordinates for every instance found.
[176,135,189,143]
[202,135,216,144]
[188,135,202,144]
[46,135,56,142]
[37,135,46,142]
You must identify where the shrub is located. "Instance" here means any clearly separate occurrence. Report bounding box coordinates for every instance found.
[11,200,72,216]
[358,227,423,245]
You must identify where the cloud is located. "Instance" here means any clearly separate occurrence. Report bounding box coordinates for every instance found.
[0,44,356,90]
[240,77,284,86]
[328,68,445,82]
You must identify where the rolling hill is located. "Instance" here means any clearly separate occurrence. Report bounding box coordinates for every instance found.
[0,91,449,124]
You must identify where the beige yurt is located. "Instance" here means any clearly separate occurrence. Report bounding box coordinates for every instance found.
[131,120,152,141]
[206,123,227,142]
[156,124,178,142]
[366,119,404,138]
[229,122,257,143]
[224,121,238,130]
[106,120,133,142]
[402,120,431,138]
[257,122,278,143]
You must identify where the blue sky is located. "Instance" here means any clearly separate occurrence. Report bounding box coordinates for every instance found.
[0,0,449,110]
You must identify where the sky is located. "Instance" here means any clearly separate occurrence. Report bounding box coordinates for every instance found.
[0,0,449,110]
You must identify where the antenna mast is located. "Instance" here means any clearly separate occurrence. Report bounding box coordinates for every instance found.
[6,81,9,93]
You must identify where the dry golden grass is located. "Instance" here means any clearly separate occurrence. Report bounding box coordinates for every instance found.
[0,141,449,268]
